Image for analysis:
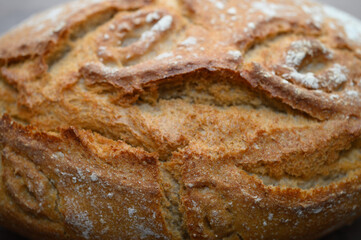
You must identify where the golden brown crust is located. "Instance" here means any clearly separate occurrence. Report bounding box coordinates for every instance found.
[0,0,153,63]
[0,115,171,239]
[1,0,361,239]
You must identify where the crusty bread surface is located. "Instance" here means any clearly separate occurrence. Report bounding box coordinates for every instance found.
[0,0,361,239]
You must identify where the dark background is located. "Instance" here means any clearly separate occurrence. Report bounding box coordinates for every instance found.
[0,0,360,239]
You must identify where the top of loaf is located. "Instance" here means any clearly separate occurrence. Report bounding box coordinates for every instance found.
[0,0,361,120]
[1,0,361,239]
[1,0,361,182]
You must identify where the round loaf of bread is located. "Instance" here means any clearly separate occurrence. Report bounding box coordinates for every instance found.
[1,0,361,239]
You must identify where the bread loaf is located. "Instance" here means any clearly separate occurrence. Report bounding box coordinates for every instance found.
[0,0,361,239]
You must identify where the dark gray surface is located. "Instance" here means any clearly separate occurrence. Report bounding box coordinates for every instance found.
[0,0,360,239]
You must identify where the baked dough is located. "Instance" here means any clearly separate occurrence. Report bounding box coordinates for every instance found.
[0,0,361,239]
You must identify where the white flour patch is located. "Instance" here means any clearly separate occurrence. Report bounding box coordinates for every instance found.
[324,5,361,43]
[283,70,320,89]
[180,37,198,46]
[227,50,242,60]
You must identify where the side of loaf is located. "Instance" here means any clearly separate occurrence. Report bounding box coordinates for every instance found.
[0,0,361,239]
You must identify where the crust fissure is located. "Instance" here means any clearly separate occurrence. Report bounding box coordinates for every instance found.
[135,70,311,119]
[1,146,62,223]
[246,138,361,190]
[160,164,189,239]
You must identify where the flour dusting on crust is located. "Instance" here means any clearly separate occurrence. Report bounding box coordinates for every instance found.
[323,5,361,43]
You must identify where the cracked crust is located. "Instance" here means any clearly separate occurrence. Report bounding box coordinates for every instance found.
[1,0,361,239]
